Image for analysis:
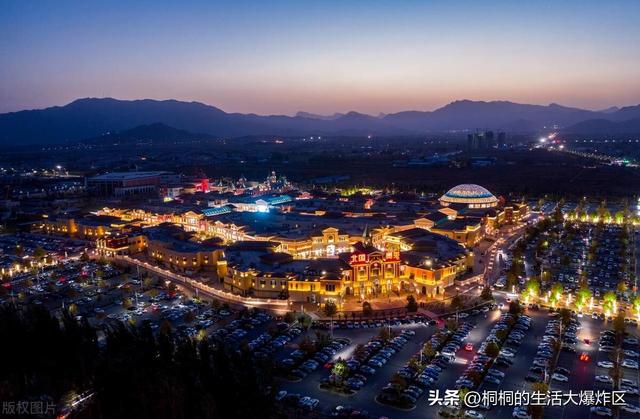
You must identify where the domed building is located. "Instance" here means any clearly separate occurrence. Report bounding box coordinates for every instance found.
[439,184,498,209]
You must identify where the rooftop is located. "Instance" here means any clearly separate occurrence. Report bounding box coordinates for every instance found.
[88,171,171,181]
[440,184,498,206]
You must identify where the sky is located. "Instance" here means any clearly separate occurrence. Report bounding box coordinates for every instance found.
[1,0,639,115]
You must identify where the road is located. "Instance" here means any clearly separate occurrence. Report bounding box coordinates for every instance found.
[485,306,550,419]
[113,255,289,313]
[479,214,540,285]
[280,322,438,419]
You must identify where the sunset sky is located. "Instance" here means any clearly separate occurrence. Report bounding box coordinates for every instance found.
[1,0,639,115]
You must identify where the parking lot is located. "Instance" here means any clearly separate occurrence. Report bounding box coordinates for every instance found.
[2,229,639,419]
[544,315,640,418]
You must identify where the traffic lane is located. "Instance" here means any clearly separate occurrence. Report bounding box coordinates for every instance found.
[279,324,436,419]
[487,309,550,419]
[611,324,640,411]
[619,338,640,416]
[545,316,640,418]
[545,316,602,419]
[433,310,503,395]
[275,324,382,362]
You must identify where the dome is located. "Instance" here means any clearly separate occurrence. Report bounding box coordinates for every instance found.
[439,184,498,208]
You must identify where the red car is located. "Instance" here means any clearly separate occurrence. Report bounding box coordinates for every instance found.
[579,353,590,362]
[465,343,474,351]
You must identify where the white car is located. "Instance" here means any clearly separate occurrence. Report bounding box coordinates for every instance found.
[621,403,640,414]
[301,398,319,411]
[624,350,639,358]
[622,359,639,369]
[597,361,614,369]
[621,386,640,395]
[297,396,312,409]
[595,375,613,384]
[590,406,613,417]
[500,350,516,358]
[464,410,484,419]
[621,378,637,387]
[551,373,568,382]
[512,407,531,419]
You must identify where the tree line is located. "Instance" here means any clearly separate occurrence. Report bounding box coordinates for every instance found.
[0,303,275,418]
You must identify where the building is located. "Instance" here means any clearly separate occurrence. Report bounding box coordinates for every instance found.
[503,202,529,224]
[497,132,507,147]
[146,224,224,273]
[40,217,77,235]
[86,171,180,197]
[219,230,470,304]
[439,184,498,209]
[67,181,534,306]
[339,242,401,298]
[400,231,471,297]
[40,215,129,239]
[430,218,483,247]
[222,242,306,300]
[467,131,496,150]
[286,259,351,304]
[96,234,147,257]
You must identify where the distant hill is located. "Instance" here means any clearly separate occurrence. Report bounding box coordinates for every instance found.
[82,123,216,144]
[295,111,345,120]
[1,97,639,144]
[605,104,640,121]
[598,106,620,114]
[563,117,640,135]
[382,100,601,132]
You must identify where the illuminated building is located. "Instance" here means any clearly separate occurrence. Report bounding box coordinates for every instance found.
[39,181,533,306]
[40,215,128,239]
[392,229,471,297]
[221,242,301,299]
[40,217,77,235]
[96,235,147,257]
[439,184,498,209]
[286,259,351,304]
[341,242,401,297]
[430,219,483,247]
[221,233,469,303]
[146,224,224,272]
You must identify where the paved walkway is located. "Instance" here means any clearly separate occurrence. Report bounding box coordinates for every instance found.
[113,255,290,314]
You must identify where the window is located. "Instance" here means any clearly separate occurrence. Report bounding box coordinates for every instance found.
[326,284,336,292]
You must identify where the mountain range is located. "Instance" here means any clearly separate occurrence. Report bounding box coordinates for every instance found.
[83,123,216,144]
[1,97,640,145]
